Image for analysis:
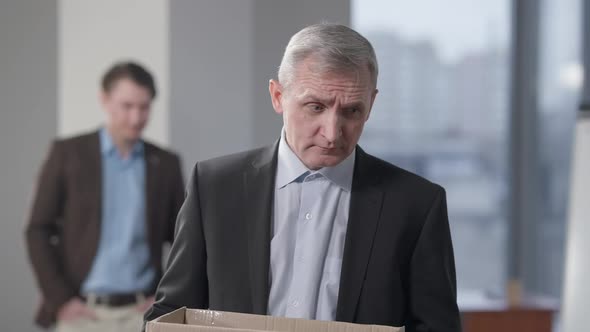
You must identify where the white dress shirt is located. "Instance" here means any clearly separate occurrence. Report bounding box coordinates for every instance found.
[267,129,355,321]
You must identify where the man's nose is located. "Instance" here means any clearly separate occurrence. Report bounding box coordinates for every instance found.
[321,112,342,145]
[129,108,143,124]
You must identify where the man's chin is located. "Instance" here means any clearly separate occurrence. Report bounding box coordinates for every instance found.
[124,131,142,142]
[306,156,345,169]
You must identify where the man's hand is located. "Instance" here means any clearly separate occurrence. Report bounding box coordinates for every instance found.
[136,295,155,313]
[57,297,97,322]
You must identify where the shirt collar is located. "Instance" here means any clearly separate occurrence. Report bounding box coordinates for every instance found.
[99,127,144,158]
[276,128,355,191]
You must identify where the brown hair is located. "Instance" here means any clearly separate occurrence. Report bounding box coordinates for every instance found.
[101,61,157,98]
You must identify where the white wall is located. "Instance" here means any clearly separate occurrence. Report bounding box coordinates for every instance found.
[58,0,170,145]
[562,117,590,332]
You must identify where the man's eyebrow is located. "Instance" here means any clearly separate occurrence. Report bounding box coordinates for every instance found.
[299,93,333,105]
[341,101,366,109]
[298,92,366,109]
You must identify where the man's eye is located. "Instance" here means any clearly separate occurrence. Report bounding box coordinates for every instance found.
[347,107,362,115]
[308,104,325,112]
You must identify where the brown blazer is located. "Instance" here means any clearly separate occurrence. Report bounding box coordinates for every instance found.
[25,130,185,328]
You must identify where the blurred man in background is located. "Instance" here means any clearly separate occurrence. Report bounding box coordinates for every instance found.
[26,61,185,332]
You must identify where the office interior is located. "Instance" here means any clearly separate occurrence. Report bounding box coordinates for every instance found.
[1,1,588,331]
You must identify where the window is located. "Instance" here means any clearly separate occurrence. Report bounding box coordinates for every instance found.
[530,0,581,297]
[352,0,512,303]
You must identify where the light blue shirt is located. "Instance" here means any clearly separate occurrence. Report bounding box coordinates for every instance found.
[81,128,155,294]
[268,129,355,321]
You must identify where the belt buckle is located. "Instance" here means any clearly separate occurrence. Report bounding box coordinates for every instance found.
[85,293,98,307]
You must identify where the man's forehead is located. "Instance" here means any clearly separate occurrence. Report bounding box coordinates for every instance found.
[288,72,372,98]
[288,87,370,109]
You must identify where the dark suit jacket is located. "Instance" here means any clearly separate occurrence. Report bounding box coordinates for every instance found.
[145,142,461,332]
[25,131,185,328]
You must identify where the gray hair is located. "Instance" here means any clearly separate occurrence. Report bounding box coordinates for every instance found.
[277,23,379,88]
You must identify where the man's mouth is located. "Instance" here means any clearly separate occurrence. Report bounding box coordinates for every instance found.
[317,146,341,153]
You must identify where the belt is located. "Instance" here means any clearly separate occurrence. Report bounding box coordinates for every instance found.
[82,292,152,307]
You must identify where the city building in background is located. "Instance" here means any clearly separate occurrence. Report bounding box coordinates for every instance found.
[353,0,582,306]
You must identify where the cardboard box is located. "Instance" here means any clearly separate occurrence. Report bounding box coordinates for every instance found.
[146,307,404,332]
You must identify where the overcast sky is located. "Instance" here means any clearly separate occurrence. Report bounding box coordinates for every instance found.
[351,0,511,63]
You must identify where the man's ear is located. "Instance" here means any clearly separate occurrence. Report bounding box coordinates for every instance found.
[99,90,107,107]
[100,90,111,116]
[269,79,284,115]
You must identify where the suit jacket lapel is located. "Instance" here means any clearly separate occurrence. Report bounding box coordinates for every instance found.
[86,131,102,230]
[144,144,160,249]
[336,147,384,322]
[243,141,279,315]
[80,131,103,274]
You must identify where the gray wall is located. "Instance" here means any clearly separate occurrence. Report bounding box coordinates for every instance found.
[0,2,350,330]
[0,1,57,331]
[170,0,255,175]
[170,0,350,174]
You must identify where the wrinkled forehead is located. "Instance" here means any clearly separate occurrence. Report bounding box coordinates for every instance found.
[285,60,374,100]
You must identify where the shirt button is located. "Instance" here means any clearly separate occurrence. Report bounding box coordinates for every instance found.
[305,213,312,220]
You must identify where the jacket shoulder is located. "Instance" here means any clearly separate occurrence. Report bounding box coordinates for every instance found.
[54,131,98,149]
[143,140,181,163]
[196,144,275,176]
[359,149,444,196]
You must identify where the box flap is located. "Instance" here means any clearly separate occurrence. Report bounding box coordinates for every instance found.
[185,309,403,332]
[155,307,188,324]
